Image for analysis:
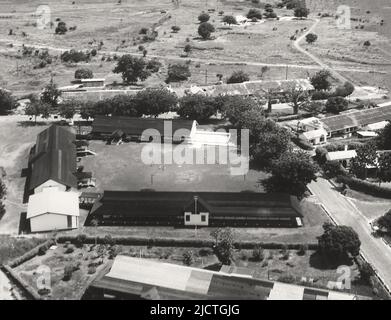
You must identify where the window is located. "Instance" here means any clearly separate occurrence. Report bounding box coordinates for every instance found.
[185,215,190,222]
[67,216,72,228]
[201,215,206,222]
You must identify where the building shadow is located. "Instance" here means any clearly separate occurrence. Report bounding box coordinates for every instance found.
[18,211,31,234]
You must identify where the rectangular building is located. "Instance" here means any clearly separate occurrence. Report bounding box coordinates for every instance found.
[86,191,301,228]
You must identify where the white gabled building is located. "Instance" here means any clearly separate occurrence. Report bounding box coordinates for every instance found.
[27,187,80,233]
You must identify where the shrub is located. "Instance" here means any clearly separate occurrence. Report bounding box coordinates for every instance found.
[291,135,313,151]
[63,265,74,281]
[305,33,318,44]
[222,15,237,25]
[55,21,67,34]
[278,274,296,284]
[359,261,375,283]
[226,70,249,84]
[167,63,191,82]
[246,9,263,20]
[38,287,51,295]
[75,234,87,248]
[297,244,308,256]
[74,68,93,79]
[198,13,210,23]
[139,27,148,34]
[88,266,97,275]
[171,25,181,33]
[252,245,264,261]
[325,96,348,114]
[37,246,47,256]
[61,50,90,63]
[183,251,194,266]
[65,245,74,254]
[198,22,215,39]
[334,82,355,97]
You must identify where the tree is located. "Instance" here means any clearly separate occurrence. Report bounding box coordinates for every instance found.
[359,261,375,283]
[252,245,264,261]
[222,15,237,25]
[310,70,332,91]
[306,33,318,44]
[262,150,319,197]
[134,88,178,117]
[285,85,310,114]
[318,222,361,261]
[184,44,192,56]
[377,210,391,233]
[334,82,355,97]
[0,89,15,115]
[55,21,67,34]
[146,59,162,73]
[378,152,391,186]
[171,25,181,33]
[301,101,324,115]
[325,96,348,114]
[234,107,265,143]
[40,79,61,108]
[350,140,377,179]
[246,9,263,20]
[210,228,235,265]
[113,55,151,84]
[74,68,93,79]
[182,251,194,266]
[177,94,218,121]
[226,70,249,84]
[166,63,191,82]
[294,6,309,18]
[198,13,210,23]
[376,122,391,150]
[251,119,291,168]
[25,101,50,123]
[217,95,258,126]
[198,22,215,40]
[58,99,77,119]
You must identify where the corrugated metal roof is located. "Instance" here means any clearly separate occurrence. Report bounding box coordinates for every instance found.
[29,125,77,191]
[321,105,391,133]
[88,191,299,219]
[91,116,195,138]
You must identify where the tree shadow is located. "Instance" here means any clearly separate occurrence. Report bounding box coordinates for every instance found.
[309,251,353,270]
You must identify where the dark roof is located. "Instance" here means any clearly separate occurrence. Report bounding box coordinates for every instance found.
[321,105,391,132]
[29,125,77,191]
[89,191,300,219]
[91,116,195,138]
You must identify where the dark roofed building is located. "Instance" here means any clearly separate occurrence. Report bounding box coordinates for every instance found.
[28,125,77,193]
[91,116,197,142]
[86,191,301,227]
[321,105,391,137]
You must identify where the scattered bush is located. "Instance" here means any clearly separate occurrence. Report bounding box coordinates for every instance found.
[167,63,191,82]
[246,9,263,20]
[183,251,194,266]
[297,244,308,256]
[61,50,90,63]
[226,70,249,84]
[198,22,215,39]
[65,244,75,254]
[325,96,348,114]
[252,245,264,261]
[198,13,210,23]
[74,68,93,79]
[305,33,318,44]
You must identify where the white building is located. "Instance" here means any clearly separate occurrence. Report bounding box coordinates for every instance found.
[326,149,357,168]
[27,187,80,233]
[300,129,328,146]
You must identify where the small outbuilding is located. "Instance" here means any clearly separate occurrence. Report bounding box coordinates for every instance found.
[27,187,80,233]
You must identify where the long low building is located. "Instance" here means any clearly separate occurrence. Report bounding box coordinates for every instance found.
[91,115,198,142]
[321,105,391,137]
[82,255,362,300]
[86,191,302,227]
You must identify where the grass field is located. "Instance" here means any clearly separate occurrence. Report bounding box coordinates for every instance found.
[0,0,389,94]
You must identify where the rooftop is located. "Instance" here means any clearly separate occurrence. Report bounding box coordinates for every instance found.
[87,256,360,300]
[326,150,357,161]
[27,187,79,219]
[91,116,195,138]
[321,105,391,133]
[89,191,300,219]
[29,125,77,191]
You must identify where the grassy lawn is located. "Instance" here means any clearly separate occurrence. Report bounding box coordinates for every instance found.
[0,235,45,265]
[81,140,266,193]
[350,198,390,221]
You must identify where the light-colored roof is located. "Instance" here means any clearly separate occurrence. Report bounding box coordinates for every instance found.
[363,121,389,131]
[357,131,378,137]
[301,129,327,140]
[27,187,79,219]
[268,282,304,300]
[80,78,105,82]
[326,150,357,161]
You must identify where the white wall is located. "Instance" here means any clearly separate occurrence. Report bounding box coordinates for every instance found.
[34,180,66,194]
[30,213,77,233]
[184,212,209,226]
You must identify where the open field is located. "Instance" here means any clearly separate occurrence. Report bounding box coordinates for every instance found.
[0,0,388,94]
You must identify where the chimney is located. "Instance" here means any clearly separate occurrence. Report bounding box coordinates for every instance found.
[344,145,348,151]
[194,196,198,215]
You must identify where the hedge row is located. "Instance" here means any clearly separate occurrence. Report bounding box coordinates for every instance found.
[337,175,391,199]
[56,235,318,250]
[8,239,55,268]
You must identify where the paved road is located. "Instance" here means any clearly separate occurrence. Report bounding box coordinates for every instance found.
[308,177,391,292]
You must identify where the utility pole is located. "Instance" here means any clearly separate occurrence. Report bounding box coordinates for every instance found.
[285,65,289,80]
[205,69,208,85]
